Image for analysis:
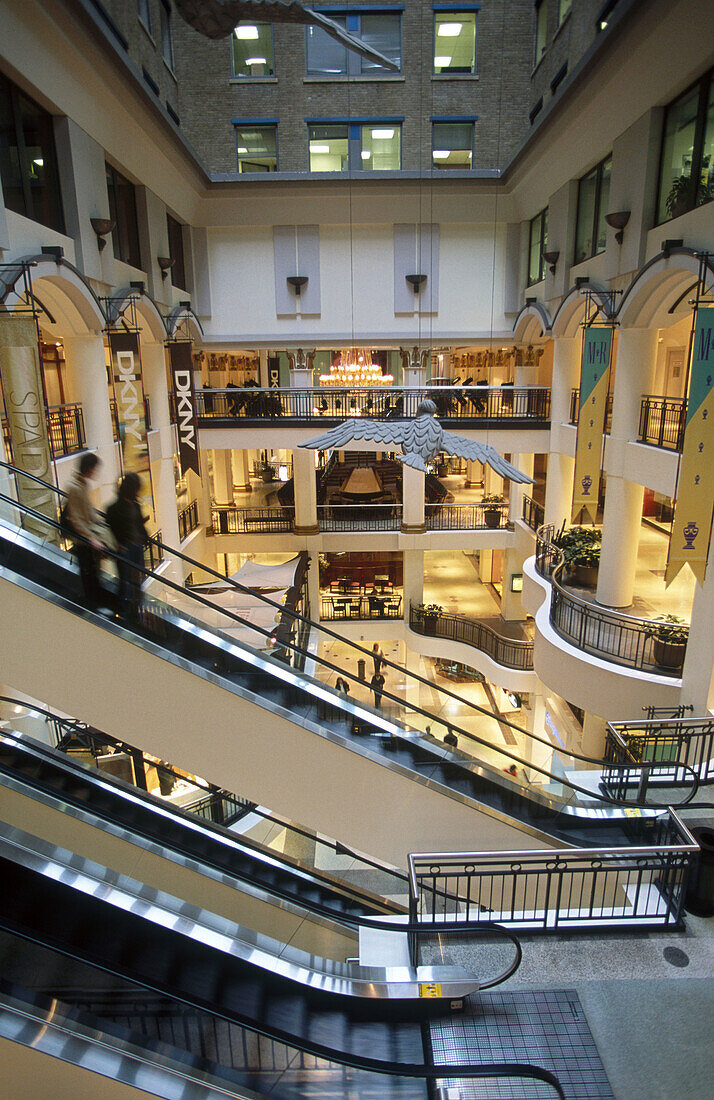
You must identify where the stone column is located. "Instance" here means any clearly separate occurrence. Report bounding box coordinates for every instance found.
[212,449,233,507]
[233,449,252,493]
[401,465,425,533]
[549,335,581,453]
[63,333,118,503]
[292,446,318,534]
[508,453,534,526]
[581,711,608,758]
[544,452,575,529]
[681,557,714,715]
[402,548,424,622]
[464,459,481,489]
[501,547,527,622]
[287,348,315,417]
[258,349,269,388]
[596,327,658,608]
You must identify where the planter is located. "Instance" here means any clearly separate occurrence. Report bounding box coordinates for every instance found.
[420,616,438,635]
[573,563,598,588]
[484,508,501,529]
[436,463,449,478]
[652,637,686,671]
[261,469,276,483]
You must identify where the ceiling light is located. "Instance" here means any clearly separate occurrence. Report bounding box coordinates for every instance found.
[438,23,463,37]
[361,150,371,160]
[245,57,266,65]
[33,157,44,167]
[235,25,259,39]
[433,150,450,160]
[237,146,248,153]
[371,128,394,139]
[310,144,331,153]
[434,56,452,67]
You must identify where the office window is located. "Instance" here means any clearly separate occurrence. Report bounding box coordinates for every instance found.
[574,155,611,263]
[309,125,348,172]
[306,12,401,76]
[106,163,142,268]
[433,11,477,75]
[308,123,401,172]
[137,0,151,32]
[534,1,547,66]
[360,124,401,170]
[166,213,186,290]
[528,208,548,285]
[231,22,275,77]
[0,72,64,233]
[432,121,473,169]
[558,0,572,24]
[160,0,173,68]
[657,70,714,223]
[235,125,277,172]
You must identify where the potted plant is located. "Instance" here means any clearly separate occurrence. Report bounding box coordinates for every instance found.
[482,494,504,529]
[554,524,602,587]
[646,615,689,671]
[260,462,276,483]
[414,602,443,636]
[664,175,712,220]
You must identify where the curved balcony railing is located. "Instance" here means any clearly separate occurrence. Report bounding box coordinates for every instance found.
[410,603,534,671]
[534,524,689,677]
[193,385,551,424]
[3,404,86,461]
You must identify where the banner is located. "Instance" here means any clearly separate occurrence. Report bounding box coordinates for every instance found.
[168,341,200,477]
[0,313,57,541]
[268,355,280,388]
[572,326,614,525]
[108,330,155,527]
[665,306,714,586]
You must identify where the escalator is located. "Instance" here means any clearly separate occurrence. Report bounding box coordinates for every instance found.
[0,462,681,855]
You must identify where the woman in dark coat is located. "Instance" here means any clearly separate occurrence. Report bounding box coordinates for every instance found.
[106,472,149,619]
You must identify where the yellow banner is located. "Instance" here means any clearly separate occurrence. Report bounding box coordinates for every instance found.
[0,313,58,541]
[572,327,613,525]
[665,307,714,586]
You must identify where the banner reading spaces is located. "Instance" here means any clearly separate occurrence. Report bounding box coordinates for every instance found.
[108,330,155,526]
[169,340,200,477]
[0,313,57,541]
[665,306,714,586]
[572,326,614,525]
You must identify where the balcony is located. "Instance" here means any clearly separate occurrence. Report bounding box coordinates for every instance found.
[209,501,512,535]
[3,403,86,461]
[409,604,534,671]
[569,390,687,453]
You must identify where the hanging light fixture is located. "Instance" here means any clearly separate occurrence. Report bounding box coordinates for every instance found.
[319,348,394,387]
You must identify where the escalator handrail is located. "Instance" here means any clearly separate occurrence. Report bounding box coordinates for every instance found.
[0,462,702,814]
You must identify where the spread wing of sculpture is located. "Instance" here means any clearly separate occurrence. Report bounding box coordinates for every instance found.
[300,400,535,482]
[175,1,400,71]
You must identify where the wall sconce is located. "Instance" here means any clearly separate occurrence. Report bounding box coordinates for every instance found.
[542,250,560,275]
[510,573,523,593]
[406,273,427,293]
[287,275,308,296]
[157,256,175,280]
[605,210,631,245]
[90,217,115,252]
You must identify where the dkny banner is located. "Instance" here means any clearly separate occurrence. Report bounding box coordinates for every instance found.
[168,340,200,476]
[108,330,155,526]
[572,326,614,525]
[0,313,57,541]
[665,306,714,586]
[268,355,281,388]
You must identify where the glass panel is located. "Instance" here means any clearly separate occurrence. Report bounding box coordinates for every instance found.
[528,210,545,285]
[657,85,698,222]
[697,76,714,208]
[433,12,476,74]
[231,22,275,77]
[0,74,26,218]
[574,166,597,263]
[594,156,612,254]
[360,124,400,171]
[306,19,348,76]
[535,1,547,65]
[309,125,348,172]
[167,214,186,291]
[137,0,151,31]
[432,122,473,169]
[18,90,64,234]
[558,0,573,24]
[107,165,141,268]
[160,1,173,68]
[360,13,401,73]
[236,126,277,173]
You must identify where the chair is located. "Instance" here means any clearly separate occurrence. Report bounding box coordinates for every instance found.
[369,596,384,618]
[348,599,362,618]
[385,596,402,617]
[332,598,347,619]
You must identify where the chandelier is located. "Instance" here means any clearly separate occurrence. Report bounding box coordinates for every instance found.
[319,348,394,387]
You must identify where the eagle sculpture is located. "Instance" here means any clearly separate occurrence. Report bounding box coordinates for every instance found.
[174,1,400,71]
[300,400,534,482]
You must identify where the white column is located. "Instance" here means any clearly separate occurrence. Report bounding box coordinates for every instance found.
[544,452,575,528]
[401,465,425,533]
[212,449,233,507]
[306,550,321,622]
[464,459,481,489]
[681,549,714,715]
[258,350,269,388]
[582,711,608,758]
[508,453,534,525]
[292,447,318,534]
[141,341,171,430]
[402,360,428,417]
[549,335,581,454]
[63,333,118,504]
[403,548,424,621]
[233,449,252,493]
[289,365,313,417]
[501,547,527,622]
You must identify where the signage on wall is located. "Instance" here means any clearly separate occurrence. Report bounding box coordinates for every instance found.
[268,355,281,388]
[108,330,155,527]
[0,313,57,541]
[572,326,614,525]
[665,306,714,586]
[168,340,201,477]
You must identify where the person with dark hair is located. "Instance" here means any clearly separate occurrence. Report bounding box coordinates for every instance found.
[106,472,149,620]
[65,453,106,610]
[370,671,385,708]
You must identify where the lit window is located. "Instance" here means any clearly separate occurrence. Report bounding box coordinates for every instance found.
[232,22,275,77]
[657,69,714,224]
[309,125,348,172]
[234,125,278,173]
[0,71,64,233]
[574,155,612,264]
[159,1,173,69]
[534,1,547,66]
[306,12,401,76]
[528,208,548,285]
[433,11,476,75]
[431,121,474,169]
[307,122,402,172]
[361,124,401,171]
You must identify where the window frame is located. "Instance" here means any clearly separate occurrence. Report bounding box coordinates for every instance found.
[558,0,573,26]
[166,212,187,291]
[574,154,612,265]
[534,0,547,67]
[159,0,174,70]
[656,67,714,225]
[432,6,479,77]
[431,118,475,170]
[306,119,403,172]
[231,22,276,79]
[0,71,64,234]
[305,9,403,78]
[105,162,142,269]
[137,0,152,34]
[527,207,548,286]
[233,121,279,173]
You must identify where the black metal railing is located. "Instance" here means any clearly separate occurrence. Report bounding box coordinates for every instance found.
[638,395,686,451]
[426,501,511,530]
[534,524,689,676]
[569,388,613,430]
[183,788,253,827]
[409,812,698,931]
[47,403,86,458]
[603,716,714,795]
[177,500,199,541]
[320,593,403,620]
[145,531,164,570]
[522,495,545,531]
[195,385,551,424]
[211,505,293,534]
[409,604,534,671]
[1,417,12,462]
[317,504,401,531]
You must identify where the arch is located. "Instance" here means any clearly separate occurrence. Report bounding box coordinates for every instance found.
[616,247,714,330]
[551,283,614,338]
[513,302,551,343]
[0,255,106,336]
[166,304,204,342]
[107,286,168,343]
